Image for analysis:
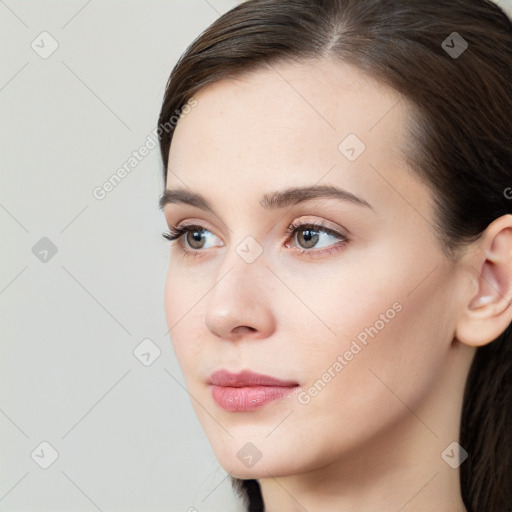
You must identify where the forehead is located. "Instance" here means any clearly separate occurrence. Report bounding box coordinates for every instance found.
[165,58,418,216]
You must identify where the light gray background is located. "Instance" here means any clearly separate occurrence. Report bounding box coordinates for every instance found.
[1,1,511,511]
[0,1,244,511]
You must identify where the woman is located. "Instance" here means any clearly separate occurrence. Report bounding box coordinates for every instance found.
[157,1,512,510]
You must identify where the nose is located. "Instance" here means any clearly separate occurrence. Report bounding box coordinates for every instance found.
[204,254,276,341]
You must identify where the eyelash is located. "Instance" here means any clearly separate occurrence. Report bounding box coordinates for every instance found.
[162,220,349,258]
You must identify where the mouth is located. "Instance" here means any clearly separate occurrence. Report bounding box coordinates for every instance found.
[208,369,299,412]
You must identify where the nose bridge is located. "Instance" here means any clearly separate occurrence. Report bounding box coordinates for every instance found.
[211,236,267,308]
[215,225,267,286]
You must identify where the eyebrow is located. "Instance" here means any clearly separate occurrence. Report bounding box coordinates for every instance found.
[159,184,373,213]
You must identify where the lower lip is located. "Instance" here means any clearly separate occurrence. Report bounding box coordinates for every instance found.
[210,385,298,412]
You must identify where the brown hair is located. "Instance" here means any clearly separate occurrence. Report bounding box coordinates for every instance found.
[157,1,512,510]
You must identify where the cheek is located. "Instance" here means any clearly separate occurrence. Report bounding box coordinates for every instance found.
[163,262,204,371]
[163,257,206,328]
[289,265,452,449]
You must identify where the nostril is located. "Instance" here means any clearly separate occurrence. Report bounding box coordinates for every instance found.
[232,325,257,335]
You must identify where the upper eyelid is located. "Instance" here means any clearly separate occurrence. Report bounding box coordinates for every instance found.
[173,219,342,232]
[286,220,347,237]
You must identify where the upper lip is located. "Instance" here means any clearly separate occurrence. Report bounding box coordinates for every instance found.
[208,369,298,387]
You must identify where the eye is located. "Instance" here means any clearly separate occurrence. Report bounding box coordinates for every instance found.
[162,222,223,252]
[162,219,349,257]
[285,220,349,256]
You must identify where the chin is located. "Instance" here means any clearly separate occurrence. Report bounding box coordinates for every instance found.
[220,460,290,480]
[210,440,306,480]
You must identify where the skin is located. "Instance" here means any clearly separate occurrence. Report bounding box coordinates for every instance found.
[162,58,512,512]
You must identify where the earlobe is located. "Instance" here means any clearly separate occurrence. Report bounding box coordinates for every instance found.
[455,215,512,347]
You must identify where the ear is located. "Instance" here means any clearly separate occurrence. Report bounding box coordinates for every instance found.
[455,214,512,347]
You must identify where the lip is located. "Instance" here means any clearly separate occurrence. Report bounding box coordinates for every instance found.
[209,369,298,387]
[208,369,299,412]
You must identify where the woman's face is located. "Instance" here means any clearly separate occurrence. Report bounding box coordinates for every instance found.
[162,58,466,478]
